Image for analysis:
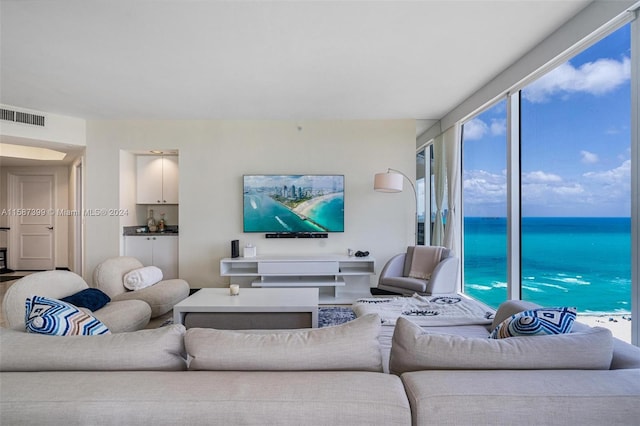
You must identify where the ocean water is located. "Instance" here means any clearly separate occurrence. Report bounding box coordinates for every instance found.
[243,193,344,233]
[464,217,631,314]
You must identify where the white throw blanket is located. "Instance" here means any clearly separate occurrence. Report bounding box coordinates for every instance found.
[353,294,494,326]
[124,266,163,290]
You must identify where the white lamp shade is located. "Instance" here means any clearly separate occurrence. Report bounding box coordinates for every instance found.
[374,172,403,192]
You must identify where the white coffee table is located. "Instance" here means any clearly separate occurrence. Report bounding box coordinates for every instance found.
[173,287,319,329]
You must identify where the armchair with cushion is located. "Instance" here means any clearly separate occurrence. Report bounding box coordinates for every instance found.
[93,256,190,318]
[377,246,459,296]
[2,270,151,332]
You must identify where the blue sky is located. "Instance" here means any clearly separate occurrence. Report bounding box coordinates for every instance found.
[463,24,631,217]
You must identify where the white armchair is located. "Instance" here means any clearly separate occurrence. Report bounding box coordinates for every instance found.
[377,246,459,296]
[2,270,151,332]
[93,256,190,318]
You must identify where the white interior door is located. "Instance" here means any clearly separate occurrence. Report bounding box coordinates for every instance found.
[9,174,55,270]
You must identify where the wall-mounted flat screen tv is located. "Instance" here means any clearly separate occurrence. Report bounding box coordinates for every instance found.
[243,174,344,233]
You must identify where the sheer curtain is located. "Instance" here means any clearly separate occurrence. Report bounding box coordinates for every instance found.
[443,125,460,254]
[431,134,446,246]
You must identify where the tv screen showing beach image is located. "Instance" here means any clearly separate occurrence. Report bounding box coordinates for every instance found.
[243,175,344,233]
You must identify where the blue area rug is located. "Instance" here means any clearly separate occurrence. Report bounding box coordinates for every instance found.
[318,306,356,328]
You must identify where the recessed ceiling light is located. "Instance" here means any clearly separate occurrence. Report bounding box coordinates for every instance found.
[0,143,67,161]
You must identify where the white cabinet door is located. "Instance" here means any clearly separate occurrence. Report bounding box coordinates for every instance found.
[124,235,178,280]
[161,155,179,204]
[136,155,179,204]
[124,236,154,266]
[136,156,164,204]
[152,235,178,279]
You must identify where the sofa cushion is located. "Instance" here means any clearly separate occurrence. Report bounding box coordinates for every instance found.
[389,317,613,374]
[0,324,187,371]
[0,371,411,426]
[489,306,576,338]
[401,370,640,426]
[111,278,190,318]
[25,295,110,336]
[185,313,383,371]
[89,299,152,333]
[61,288,111,311]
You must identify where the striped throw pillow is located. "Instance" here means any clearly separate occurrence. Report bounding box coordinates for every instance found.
[25,295,110,336]
[489,306,576,339]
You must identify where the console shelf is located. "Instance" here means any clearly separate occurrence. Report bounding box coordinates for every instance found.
[220,256,375,303]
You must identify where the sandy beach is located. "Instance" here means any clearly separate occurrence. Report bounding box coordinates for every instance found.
[293,192,341,217]
[578,314,632,343]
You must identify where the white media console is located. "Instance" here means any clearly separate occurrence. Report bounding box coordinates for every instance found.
[220,255,375,304]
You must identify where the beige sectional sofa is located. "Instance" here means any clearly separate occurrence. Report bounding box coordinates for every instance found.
[2,303,640,426]
[390,300,640,426]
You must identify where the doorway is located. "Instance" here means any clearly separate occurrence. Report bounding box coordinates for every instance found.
[7,173,55,270]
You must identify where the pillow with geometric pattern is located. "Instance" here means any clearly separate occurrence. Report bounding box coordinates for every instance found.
[25,295,111,336]
[489,306,576,339]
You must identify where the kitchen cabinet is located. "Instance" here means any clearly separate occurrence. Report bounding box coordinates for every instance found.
[124,235,178,279]
[136,155,179,204]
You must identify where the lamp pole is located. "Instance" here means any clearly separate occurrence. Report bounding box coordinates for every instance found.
[376,168,419,245]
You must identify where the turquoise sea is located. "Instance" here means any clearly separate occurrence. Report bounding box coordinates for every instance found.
[464,217,631,314]
[244,193,344,233]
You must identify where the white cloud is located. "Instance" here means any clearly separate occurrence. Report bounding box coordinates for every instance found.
[464,159,631,216]
[583,159,630,185]
[463,118,505,141]
[580,150,599,164]
[463,169,506,203]
[463,118,488,141]
[522,57,630,103]
[522,170,562,183]
[490,118,506,136]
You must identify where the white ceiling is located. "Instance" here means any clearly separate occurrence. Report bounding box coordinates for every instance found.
[0,0,592,124]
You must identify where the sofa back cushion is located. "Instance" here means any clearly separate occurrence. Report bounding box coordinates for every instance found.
[389,317,613,374]
[185,313,383,371]
[0,324,186,371]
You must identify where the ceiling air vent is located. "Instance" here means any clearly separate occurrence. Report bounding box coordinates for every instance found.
[0,108,45,127]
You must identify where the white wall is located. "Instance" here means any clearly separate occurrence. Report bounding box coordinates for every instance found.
[84,120,416,288]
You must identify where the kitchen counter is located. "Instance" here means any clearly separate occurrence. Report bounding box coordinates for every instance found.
[123,226,179,236]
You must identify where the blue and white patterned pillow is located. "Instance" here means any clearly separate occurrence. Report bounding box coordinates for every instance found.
[489,307,576,339]
[25,295,111,336]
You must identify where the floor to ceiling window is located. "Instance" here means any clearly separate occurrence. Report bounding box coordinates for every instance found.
[461,99,508,308]
[520,25,631,322]
[460,23,632,341]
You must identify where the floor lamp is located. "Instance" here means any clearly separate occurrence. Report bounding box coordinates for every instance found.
[373,168,418,245]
